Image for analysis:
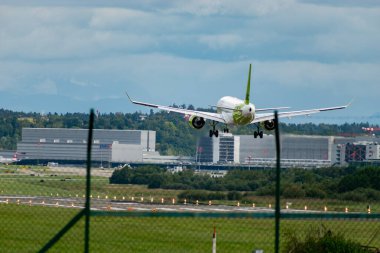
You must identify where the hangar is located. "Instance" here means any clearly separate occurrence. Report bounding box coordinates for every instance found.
[17,128,157,164]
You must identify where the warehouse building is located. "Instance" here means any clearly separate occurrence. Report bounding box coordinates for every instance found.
[197,134,240,164]
[17,128,157,163]
[197,133,358,168]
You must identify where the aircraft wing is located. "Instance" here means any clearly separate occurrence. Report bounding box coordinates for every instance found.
[251,104,350,124]
[126,92,226,123]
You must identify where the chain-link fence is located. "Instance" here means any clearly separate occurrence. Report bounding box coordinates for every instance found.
[1,111,379,252]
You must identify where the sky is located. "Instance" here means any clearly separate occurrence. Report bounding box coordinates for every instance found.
[0,0,379,124]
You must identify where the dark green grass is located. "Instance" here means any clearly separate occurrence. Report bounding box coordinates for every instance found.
[1,174,379,214]
[0,204,379,252]
[1,166,380,213]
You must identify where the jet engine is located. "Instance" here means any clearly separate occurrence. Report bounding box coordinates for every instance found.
[263,120,276,131]
[188,115,205,129]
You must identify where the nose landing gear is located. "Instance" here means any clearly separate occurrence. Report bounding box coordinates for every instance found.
[253,124,263,138]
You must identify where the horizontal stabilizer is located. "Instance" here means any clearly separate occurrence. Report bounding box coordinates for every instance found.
[209,105,242,112]
[256,107,290,112]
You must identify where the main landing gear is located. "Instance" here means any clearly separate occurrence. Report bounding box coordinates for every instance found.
[209,122,230,138]
[253,124,263,138]
[209,121,229,137]
[209,129,218,138]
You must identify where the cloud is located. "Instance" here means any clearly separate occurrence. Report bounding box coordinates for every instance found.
[69,78,91,87]
[0,1,379,123]
[1,2,379,63]
[33,79,58,95]
[163,0,294,16]
[198,34,242,50]
[89,8,151,29]
[300,0,380,8]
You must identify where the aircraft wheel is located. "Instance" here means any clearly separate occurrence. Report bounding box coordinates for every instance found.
[209,130,214,138]
[259,131,264,138]
[254,131,258,138]
[215,130,219,138]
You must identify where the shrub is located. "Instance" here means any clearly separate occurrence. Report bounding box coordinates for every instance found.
[208,192,227,200]
[282,184,305,198]
[227,191,243,200]
[305,187,327,199]
[283,225,371,253]
[178,190,210,201]
[340,188,380,202]
[256,184,275,196]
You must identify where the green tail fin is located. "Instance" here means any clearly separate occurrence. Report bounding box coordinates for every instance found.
[244,64,252,105]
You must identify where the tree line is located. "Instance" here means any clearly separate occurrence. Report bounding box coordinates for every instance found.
[109,165,380,202]
[0,107,377,156]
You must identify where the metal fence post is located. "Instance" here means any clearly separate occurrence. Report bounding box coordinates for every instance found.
[274,111,281,253]
[85,109,94,253]
[39,109,94,253]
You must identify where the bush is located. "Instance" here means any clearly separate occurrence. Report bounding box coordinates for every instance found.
[162,183,192,190]
[283,225,372,253]
[208,192,227,200]
[256,184,275,196]
[282,184,305,198]
[305,187,327,199]
[340,188,380,202]
[178,190,210,201]
[227,191,243,200]
[338,167,380,193]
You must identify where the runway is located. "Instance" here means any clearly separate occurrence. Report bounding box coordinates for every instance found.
[0,195,347,214]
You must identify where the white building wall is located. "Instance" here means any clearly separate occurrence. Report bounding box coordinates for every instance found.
[212,137,220,163]
[140,131,156,152]
[111,144,144,162]
[234,136,240,164]
[366,143,380,160]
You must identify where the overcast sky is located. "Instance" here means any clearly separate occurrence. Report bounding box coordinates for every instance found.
[0,0,379,124]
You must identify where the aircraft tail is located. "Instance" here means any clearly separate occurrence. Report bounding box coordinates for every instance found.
[244,64,252,105]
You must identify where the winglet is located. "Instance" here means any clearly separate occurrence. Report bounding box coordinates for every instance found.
[125,90,134,103]
[245,64,252,105]
[346,98,354,107]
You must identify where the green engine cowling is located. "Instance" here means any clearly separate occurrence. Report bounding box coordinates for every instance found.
[188,115,206,129]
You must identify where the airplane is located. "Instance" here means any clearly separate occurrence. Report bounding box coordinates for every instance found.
[0,153,20,164]
[126,64,349,138]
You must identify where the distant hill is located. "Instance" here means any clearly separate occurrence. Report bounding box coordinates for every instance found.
[0,107,378,155]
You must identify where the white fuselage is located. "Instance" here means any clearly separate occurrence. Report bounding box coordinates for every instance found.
[216,96,256,125]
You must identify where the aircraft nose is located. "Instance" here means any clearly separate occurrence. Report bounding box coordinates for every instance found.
[243,105,252,116]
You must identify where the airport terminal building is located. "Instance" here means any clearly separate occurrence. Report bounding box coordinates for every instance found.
[197,133,361,168]
[16,128,380,168]
[17,128,157,164]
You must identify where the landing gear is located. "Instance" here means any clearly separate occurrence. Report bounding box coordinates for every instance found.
[209,121,219,138]
[223,126,229,133]
[253,131,263,138]
[209,129,219,138]
[253,124,263,139]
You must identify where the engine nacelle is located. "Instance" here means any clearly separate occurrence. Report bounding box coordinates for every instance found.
[263,120,276,131]
[188,115,205,129]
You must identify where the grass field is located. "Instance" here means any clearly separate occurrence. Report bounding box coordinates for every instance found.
[0,204,379,252]
[1,166,380,252]
[1,166,379,213]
